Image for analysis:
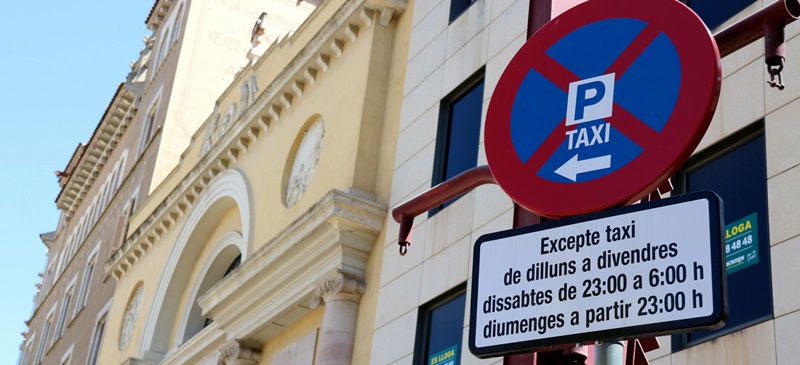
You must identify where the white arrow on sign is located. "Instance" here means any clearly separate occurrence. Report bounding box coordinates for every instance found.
[555,154,611,181]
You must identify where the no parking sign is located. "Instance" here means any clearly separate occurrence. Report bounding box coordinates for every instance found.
[485,0,721,218]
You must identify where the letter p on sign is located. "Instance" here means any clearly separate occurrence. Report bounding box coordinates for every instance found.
[566,73,615,126]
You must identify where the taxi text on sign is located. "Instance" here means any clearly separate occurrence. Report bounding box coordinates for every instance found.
[485,0,721,218]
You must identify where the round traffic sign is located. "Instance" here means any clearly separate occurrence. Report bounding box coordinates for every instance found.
[485,0,720,218]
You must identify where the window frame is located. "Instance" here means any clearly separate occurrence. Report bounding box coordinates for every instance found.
[430,69,485,216]
[172,4,184,45]
[413,283,467,365]
[19,333,34,365]
[54,281,75,339]
[75,244,100,318]
[449,0,479,23]
[680,0,758,30]
[154,27,172,73]
[86,303,110,365]
[139,101,159,156]
[671,121,773,350]
[35,309,55,363]
[41,267,54,301]
[60,345,74,365]
[86,311,108,365]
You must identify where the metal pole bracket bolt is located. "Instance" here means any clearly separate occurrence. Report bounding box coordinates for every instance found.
[765,20,787,90]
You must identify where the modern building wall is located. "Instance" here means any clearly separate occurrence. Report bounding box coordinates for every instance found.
[646,1,800,364]
[375,1,800,365]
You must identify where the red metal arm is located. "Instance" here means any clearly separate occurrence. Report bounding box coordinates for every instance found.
[392,165,497,255]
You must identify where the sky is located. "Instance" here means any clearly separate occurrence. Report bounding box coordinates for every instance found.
[0,2,152,363]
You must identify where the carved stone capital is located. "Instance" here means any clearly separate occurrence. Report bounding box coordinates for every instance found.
[310,272,366,308]
[217,340,262,365]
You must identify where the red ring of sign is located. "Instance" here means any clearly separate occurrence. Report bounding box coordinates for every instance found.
[485,0,720,218]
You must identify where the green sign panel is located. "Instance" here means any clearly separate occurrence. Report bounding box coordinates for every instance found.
[725,213,758,274]
[429,345,458,365]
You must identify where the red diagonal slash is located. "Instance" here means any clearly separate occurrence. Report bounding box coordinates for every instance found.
[521,23,664,176]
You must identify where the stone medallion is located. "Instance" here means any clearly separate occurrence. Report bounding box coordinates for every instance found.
[119,284,143,350]
[285,119,324,208]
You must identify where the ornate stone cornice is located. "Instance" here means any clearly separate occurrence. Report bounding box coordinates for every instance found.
[145,0,175,31]
[197,189,385,344]
[157,320,226,365]
[217,340,262,365]
[311,272,367,308]
[56,85,138,216]
[118,358,157,365]
[105,0,400,282]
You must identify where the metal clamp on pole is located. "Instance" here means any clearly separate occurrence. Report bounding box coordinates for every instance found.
[766,20,787,90]
[714,0,800,90]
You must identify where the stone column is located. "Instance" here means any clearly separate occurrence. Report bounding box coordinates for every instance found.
[217,340,262,365]
[310,272,366,365]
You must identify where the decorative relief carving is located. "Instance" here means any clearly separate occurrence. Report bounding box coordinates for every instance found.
[201,105,220,156]
[285,119,324,208]
[201,73,258,157]
[310,272,366,308]
[119,284,144,350]
[218,103,238,139]
[217,340,262,365]
[239,76,258,117]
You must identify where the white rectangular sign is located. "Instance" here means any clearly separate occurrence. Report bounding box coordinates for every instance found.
[469,192,726,358]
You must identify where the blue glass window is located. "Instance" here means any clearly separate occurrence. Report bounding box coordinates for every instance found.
[450,0,478,23]
[415,286,466,365]
[431,72,484,214]
[684,0,757,30]
[672,123,772,349]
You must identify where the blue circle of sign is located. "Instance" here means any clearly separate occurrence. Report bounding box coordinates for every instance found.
[509,18,681,184]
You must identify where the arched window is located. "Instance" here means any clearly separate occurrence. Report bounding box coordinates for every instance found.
[203,254,240,328]
[180,233,243,343]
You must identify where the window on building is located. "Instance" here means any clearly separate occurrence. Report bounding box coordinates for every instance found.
[35,314,53,363]
[185,251,242,342]
[450,0,478,23]
[113,197,136,252]
[75,253,97,315]
[413,285,466,365]
[19,336,33,365]
[154,29,171,73]
[431,71,484,215]
[172,5,184,44]
[86,314,107,365]
[41,269,53,300]
[682,0,757,30]
[59,346,73,365]
[54,287,73,339]
[139,104,158,155]
[672,122,772,349]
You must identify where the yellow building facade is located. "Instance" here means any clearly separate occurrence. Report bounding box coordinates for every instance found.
[99,0,411,364]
